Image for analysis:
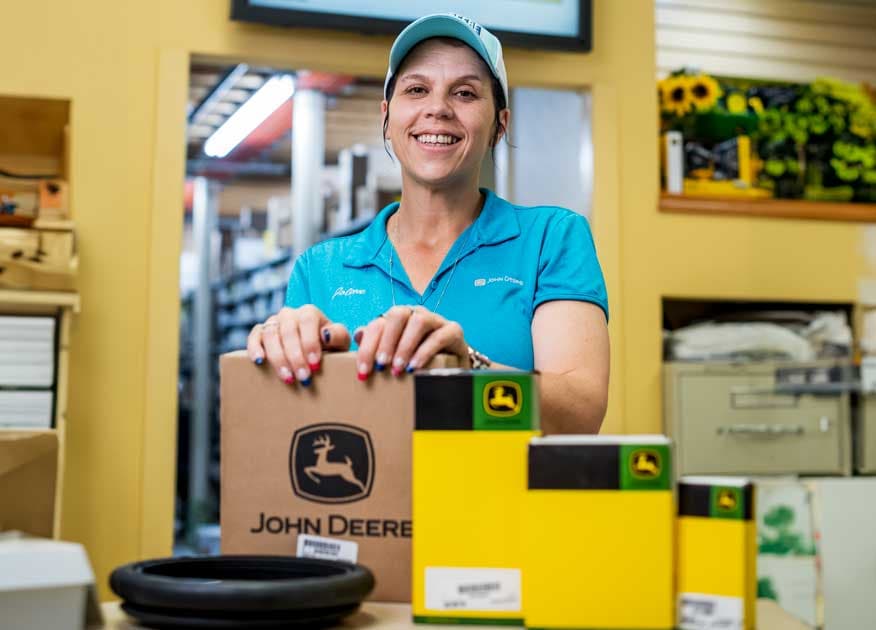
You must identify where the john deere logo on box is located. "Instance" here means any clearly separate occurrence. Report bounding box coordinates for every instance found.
[709,485,744,520]
[484,381,523,417]
[716,488,738,511]
[289,423,374,504]
[472,374,533,431]
[618,444,671,490]
[629,449,661,479]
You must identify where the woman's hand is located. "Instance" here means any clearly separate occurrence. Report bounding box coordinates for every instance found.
[354,305,470,381]
[247,305,351,385]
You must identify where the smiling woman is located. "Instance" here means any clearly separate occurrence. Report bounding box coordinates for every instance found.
[247,12,610,434]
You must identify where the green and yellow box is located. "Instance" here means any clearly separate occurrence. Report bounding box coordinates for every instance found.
[677,477,756,630]
[524,435,674,630]
[412,371,540,625]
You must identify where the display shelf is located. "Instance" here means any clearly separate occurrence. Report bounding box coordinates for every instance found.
[32,218,74,231]
[212,251,292,287]
[659,193,876,223]
[0,289,80,313]
[218,317,263,333]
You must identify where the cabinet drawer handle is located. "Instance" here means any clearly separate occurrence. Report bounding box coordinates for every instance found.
[717,423,804,437]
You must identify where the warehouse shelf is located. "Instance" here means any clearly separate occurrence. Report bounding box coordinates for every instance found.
[0,289,80,313]
[659,193,876,223]
[216,283,286,308]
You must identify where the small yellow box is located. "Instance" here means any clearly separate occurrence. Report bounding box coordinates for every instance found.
[412,371,540,625]
[677,477,756,630]
[525,435,675,630]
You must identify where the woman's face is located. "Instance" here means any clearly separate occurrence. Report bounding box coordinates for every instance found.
[382,38,509,190]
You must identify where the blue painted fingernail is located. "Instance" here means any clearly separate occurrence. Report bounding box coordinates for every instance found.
[322,329,331,344]
[405,364,415,373]
[375,362,386,372]
[254,357,264,365]
[300,377,312,387]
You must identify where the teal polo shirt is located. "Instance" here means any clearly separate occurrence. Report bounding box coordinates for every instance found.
[285,188,608,370]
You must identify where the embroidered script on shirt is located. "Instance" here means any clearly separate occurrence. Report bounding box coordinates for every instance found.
[332,287,367,299]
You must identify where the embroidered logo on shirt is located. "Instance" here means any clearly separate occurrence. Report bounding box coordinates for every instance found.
[332,287,367,300]
[473,276,524,287]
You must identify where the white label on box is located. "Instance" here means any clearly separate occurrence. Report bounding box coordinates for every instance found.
[425,567,521,612]
[296,534,358,564]
[679,593,743,630]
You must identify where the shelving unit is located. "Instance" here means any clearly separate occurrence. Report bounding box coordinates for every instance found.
[0,289,80,538]
[660,193,876,222]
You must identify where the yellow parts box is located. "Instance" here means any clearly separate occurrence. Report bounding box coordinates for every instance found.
[412,371,540,625]
[677,477,756,630]
[525,435,675,630]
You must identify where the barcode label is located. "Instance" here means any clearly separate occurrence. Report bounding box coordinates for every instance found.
[296,534,358,564]
[425,567,521,612]
[679,593,743,630]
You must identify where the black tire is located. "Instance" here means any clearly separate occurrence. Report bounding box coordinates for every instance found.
[110,555,374,629]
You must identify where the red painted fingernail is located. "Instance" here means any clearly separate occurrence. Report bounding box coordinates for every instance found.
[391,367,402,377]
[309,362,321,372]
[357,372,368,382]
[284,376,295,385]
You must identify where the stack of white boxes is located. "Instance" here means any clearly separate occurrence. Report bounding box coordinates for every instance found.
[0,315,56,428]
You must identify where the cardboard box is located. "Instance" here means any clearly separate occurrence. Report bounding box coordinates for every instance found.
[0,533,102,630]
[412,371,540,624]
[524,435,675,630]
[220,350,456,603]
[0,431,58,537]
[677,477,757,630]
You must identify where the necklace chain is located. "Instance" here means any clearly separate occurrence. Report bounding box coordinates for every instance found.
[388,211,475,314]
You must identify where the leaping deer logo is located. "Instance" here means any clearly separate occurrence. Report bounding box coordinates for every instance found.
[484,381,523,416]
[716,489,738,511]
[630,450,661,478]
[304,434,366,492]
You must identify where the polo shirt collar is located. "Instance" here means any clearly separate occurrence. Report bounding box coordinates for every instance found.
[343,188,520,269]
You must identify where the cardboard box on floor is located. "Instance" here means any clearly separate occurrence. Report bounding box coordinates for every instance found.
[220,350,458,602]
[0,431,57,538]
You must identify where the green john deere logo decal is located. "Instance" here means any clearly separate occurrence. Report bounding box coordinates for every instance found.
[483,381,523,417]
[629,449,661,479]
[716,488,738,512]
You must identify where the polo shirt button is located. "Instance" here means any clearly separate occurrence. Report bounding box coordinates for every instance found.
[431,281,438,289]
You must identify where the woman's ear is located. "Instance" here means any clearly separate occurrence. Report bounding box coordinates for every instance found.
[497,108,510,141]
[381,100,389,129]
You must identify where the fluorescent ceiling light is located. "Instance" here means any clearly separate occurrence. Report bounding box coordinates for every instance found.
[204,74,295,158]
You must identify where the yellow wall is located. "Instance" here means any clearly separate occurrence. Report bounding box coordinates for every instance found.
[1,0,861,600]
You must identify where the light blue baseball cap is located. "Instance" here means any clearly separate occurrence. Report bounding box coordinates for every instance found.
[384,13,509,104]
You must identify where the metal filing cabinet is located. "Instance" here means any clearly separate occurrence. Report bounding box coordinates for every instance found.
[857,396,876,474]
[664,361,852,477]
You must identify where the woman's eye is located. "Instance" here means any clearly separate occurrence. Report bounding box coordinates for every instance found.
[456,90,476,99]
[406,86,426,95]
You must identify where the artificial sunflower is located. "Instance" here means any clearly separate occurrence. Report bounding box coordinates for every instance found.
[660,75,694,117]
[689,74,722,111]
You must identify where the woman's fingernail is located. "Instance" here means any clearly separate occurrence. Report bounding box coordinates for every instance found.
[307,353,321,372]
[375,353,389,371]
[322,329,331,344]
[254,357,264,365]
[357,362,370,381]
[392,357,405,377]
[297,368,311,385]
[280,366,294,384]
[406,359,419,373]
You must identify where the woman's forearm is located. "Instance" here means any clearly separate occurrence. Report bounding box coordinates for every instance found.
[536,371,605,434]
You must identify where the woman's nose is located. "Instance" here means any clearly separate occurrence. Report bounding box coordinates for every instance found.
[423,93,453,118]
